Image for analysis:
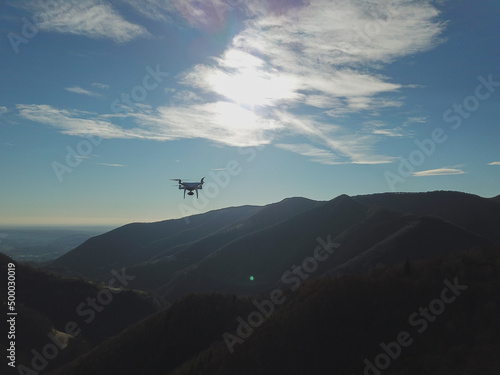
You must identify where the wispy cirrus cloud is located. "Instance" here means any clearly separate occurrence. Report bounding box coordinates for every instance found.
[403,116,428,127]
[16,104,130,139]
[488,161,500,166]
[363,120,408,138]
[23,0,150,42]
[169,0,446,163]
[122,0,245,31]
[15,0,447,165]
[94,162,125,167]
[65,86,104,98]
[91,82,110,90]
[241,0,445,67]
[133,101,281,146]
[371,128,405,137]
[275,143,345,165]
[16,103,279,147]
[413,168,466,177]
[270,109,395,164]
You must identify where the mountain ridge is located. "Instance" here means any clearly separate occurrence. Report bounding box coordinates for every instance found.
[50,205,261,278]
[159,194,495,301]
[48,191,500,303]
[353,190,500,244]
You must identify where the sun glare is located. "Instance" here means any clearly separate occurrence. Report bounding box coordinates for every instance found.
[208,50,297,107]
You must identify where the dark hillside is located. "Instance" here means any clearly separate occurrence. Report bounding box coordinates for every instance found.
[192,246,500,375]
[156,194,371,300]
[157,196,493,302]
[50,205,260,279]
[48,191,500,306]
[0,253,162,373]
[139,197,320,266]
[127,197,321,291]
[45,245,500,375]
[330,214,496,276]
[220,196,323,232]
[353,191,500,244]
[46,293,259,375]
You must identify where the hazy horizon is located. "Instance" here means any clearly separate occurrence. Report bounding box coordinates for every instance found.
[1,190,499,228]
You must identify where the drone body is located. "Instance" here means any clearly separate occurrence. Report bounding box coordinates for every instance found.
[171,177,205,198]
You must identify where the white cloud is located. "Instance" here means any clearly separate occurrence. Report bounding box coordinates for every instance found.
[231,0,445,69]
[65,86,103,98]
[16,104,130,139]
[0,106,7,115]
[372,129,405,137]
[16,103,279,147]
[488,161,500,166]
[176,0,445,110]
[180,50,303,107]
[363,120,409,138]
[134,101,281,146]
[171,90,204,104]
[94,162,125,167]
[271,110,396,164]
[123,0,246,30]
[16,0,447,165]
[403,116,428,127]
[28,0,150,42]
[352,158,395,165]
[325,96,404,117]
[169,0,446,163]
[413,168,466,177]
[91,83,110,90]
[276,143,345,165]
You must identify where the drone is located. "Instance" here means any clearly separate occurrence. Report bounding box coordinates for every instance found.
[171,177,205,198]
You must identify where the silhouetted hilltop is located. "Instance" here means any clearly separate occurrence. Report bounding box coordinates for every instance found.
[48,191,499,304]
[155,194,370,300]
[48,197,323,282]
[140,196,320,266]
[46,245,500,375]
[353,191,500,245]
[158,194,494,301]
[126,197,321,292]
[50,205,260,278]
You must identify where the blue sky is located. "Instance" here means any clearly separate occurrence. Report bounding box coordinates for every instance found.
[0,0,499,227]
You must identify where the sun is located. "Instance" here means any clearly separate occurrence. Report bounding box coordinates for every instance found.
[225,69,273,106]
[207,49,297,107]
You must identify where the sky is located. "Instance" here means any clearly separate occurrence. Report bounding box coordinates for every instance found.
[0,0,499,227]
